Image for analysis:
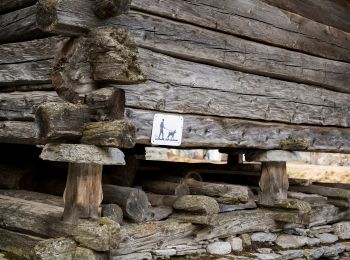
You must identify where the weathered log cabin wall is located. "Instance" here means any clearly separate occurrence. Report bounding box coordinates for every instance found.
[0,0,350,152]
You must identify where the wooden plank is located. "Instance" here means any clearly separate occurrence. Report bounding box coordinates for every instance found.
[0,0,36,14]
[130,0,350,62]
[0,6,48,44]
[125,108,350,153]
[109,12,350,93]
[261,0,350,33]
[0,121,41,145]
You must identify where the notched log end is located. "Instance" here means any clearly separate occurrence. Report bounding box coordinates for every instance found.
[36,0,58,32]
[279,136,309,151]
[89,27,146,84]
[93,0,132,19]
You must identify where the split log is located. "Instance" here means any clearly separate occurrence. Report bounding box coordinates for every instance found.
[141,180,190,196]
[271,199,312,225]
[111,220,198,255]
[102,204,123,224]
[162,177,250,204]
[146,193,178,207]
[126,108,350,153]
[111,12,350,92]
[52,27,145,104]
[287,191,328,205]
[93,0,131,19]
[0,0,36,14]
[310,204,349,227]
[130,0,350,62]
[40,143,125,223]
[0,190,63,207]
[0,228,43,259]
[173,195,220,215]
[0,121,40,145]
[81,120,135,148]
[261,0,350,33]
[0,164,34,189]
[102,184,150,223]
[258,162,289,206]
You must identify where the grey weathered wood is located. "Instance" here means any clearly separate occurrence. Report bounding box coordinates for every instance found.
[93,0,131,19]
[102,204,123,224]
[112,220,197,255]
[0,228,43,259]
[261,0,350,33]
[126,108,350,153]
[81,121,135,148]
[258,162,289,206]
[130,0,350,62]
[0,121,40,145]
[35,102,90,141]
[147,206,173,221]
[111,12,350,92]
[0,6,47,44]
[141,180,190,196]
[287,191,328,205]
[1,84,53,92]
[219,200,257,213]
[102,184,150,223]
[0,190,63,207]
[146,193,178,207]
[290,185,350,201]
[0,0,36,14]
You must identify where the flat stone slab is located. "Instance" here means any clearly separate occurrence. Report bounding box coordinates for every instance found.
[40,144,125,165]
[245,150,301,162]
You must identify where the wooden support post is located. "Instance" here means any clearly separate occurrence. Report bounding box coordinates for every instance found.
[259,161,289,206]
[40,144,125,223]
[245,150,300,206]
[63,163,103,222]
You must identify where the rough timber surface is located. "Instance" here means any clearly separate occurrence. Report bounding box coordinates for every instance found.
[109,12,350,93]
[261,0,350,33]
[130,0,350,62]
[0,0,36,14]
[2,47,350,127]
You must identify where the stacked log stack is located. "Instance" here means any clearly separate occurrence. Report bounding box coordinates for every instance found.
[0,0,350,259]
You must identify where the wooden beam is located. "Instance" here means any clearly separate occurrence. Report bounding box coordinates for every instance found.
[93,0,131,19]
[261,0,350,33]
[126,108,350,153]
[0,121,41,145]
[0,0,36,14]
[110,12,350,92]
[130,0,350,62]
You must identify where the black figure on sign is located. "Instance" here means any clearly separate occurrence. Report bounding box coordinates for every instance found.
[166,130,176,140]
[158,119,165,140]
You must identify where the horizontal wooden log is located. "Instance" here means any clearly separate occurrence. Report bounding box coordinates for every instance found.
[0,190,63,207]
[110,12,350,92]
[0,6,48,44]
[261,0,350,33]
[173,195,220,215]
[141,180,190,196]
[0,0,36,14]
[0,121,41,145]
[130,0,350,62]
[126,108,350,152]
[0,228,43,259]
[290,185,350,201]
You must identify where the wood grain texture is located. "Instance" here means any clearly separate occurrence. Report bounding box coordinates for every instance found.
[125,108,350,153]
[130,0,350,62]
[261,0,350,33]
[109,12,350,92]
[0,6,48,44]
[0,121,40,145]
[0,0,36,14]
[3,49,350,126]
